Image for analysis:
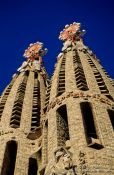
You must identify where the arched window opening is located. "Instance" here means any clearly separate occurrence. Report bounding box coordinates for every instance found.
[107,109,114,130]
[80,102,98,140]
[80,102,104,149]
[56,105,70,146]
[28,158,38,175]
[1,140,17,175]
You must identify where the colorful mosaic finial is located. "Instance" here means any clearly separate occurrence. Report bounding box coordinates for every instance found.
[23,42,48,62]
[59,22,85,42]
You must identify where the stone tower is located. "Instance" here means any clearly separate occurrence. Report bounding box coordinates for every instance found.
[43,23,114,175]
[0,22,114,175]
[0,42,48,175]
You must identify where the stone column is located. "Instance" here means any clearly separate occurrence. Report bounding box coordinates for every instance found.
[49,57,62,101]
[65,50,77,92]
[66,97,87,148]
[47,108,58,161]
[42,121,48,166]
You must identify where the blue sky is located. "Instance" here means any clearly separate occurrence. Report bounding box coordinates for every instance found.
[0,0,114,94]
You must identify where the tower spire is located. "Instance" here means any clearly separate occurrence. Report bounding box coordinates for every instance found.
[0,24,114,175]
[17,42,48,82]
[0,41,48,175]
[58,22,86,53]
[43,22,114,175]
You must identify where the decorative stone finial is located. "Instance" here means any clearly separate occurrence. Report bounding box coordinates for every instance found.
[23,42,48,62]
[17,42,48,73]
[59,22,85,42]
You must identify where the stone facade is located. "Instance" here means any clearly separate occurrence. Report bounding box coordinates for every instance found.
[0,23,114,175]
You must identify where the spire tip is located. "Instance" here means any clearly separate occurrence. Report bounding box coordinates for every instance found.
[59,22,85,42]
[23,42,47,62]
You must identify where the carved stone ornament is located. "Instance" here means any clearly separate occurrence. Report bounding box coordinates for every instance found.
[23,42,48,62]
[17,42,48,73]
[59,22,85,42]
[79,151,88,175]
[45,147,77,175]
[45,91,113,113]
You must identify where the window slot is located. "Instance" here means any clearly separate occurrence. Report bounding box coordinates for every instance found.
[80,102,98,140]
[28,158,38,175]
[57,105,70,146]
[1,141,17,175]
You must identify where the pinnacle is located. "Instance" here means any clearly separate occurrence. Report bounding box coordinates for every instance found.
[15,42,48,75]
[59,22,85,42]
[23,42,48,62]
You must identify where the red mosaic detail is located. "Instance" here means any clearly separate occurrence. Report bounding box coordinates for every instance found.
[23,42,47,62]
[59,23,81,41]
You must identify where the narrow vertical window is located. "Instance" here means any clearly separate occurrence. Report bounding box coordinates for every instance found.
[1,141,17,175]
[56,105,70,146]
[10,71,29,128]
[73,50,88,91]
[87,57,112,98]
[58,57,66,96]
[80,102,98,140]
[45,81,52,110]
[107,109,114,130]
[31,72,41,131]
[0,79,15,121]
[28,158,38,175]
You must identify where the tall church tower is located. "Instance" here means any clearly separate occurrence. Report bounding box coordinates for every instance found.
[43,23,114,175]
[0,23,114,175]
[0,42,48,175]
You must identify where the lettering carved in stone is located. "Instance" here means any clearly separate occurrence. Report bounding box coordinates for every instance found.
[79,151,88,175]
